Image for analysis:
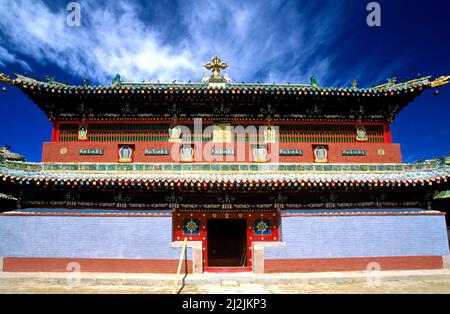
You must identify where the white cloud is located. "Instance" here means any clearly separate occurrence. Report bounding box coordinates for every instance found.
[0,46,31,71]
[0,0,350,85]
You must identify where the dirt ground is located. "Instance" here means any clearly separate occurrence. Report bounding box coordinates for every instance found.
[0,274,449,294]
[182,278,450,294]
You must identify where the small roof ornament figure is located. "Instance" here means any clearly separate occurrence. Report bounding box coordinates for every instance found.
[351,80,358,88]
[83,76,90,86]
[0,145,26,162]
[310,76,319,87]
[112,73,122,87]
[201,73,210,83]
[388,76,397,86]
[45,75,55,85]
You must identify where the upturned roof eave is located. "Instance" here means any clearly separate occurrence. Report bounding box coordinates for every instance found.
[6,73,445,95]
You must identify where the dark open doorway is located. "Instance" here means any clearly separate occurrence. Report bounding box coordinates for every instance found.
[207,219,247,267]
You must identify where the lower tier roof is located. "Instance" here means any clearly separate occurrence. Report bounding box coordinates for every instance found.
[1,208,442,217]
[1,160,449,188]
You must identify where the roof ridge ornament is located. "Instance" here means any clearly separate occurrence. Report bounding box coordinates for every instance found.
[310,76,319,87]
[83,76,90,86]
[430,75,450,88]
[43,75,67,87]
[112,73,122,87]
[204,55,229,85]
[0,73,11,84]
[388,76,397,85]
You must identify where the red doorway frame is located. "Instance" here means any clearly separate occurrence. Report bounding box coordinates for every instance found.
[173,211,280,272]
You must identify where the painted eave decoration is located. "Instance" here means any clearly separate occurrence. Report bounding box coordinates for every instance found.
[434,190,450,199]
[0,192,17,201]
[0,158,449,190]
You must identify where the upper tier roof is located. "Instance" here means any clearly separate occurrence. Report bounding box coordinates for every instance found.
[0,56,448,121]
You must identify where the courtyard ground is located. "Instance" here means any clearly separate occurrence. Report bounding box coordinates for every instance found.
[0,269,449,294]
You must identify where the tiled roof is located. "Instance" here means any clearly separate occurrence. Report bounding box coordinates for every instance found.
[2,73,446,122]
[282,208,441,215]
[2,208,171,216]
[2,208,443,217]
[3,73,445,97]
[1,160,449,187]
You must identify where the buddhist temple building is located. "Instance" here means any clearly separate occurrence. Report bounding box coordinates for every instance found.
[0,57,449,273]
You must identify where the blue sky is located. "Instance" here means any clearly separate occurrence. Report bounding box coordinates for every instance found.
[0,0,449,162]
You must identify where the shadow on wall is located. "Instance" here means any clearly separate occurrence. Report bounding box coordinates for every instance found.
[448,229,450,249]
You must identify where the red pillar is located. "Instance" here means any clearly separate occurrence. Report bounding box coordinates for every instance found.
[384,123,392,143]
[51,122,57,142]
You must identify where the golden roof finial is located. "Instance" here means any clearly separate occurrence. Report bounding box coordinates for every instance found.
[204,56,228,81]
[430,75,450,88]
[0,73,11,84]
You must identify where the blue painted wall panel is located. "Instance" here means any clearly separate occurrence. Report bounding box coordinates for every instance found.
[0,216,190,259]
[265,215,450,259]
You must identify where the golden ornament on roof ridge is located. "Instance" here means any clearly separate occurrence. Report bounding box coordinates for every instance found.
[430,75,450,88]
[204,55,228,81]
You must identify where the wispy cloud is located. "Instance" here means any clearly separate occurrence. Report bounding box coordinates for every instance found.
[0,46,31,71]
[0,0,355,85]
